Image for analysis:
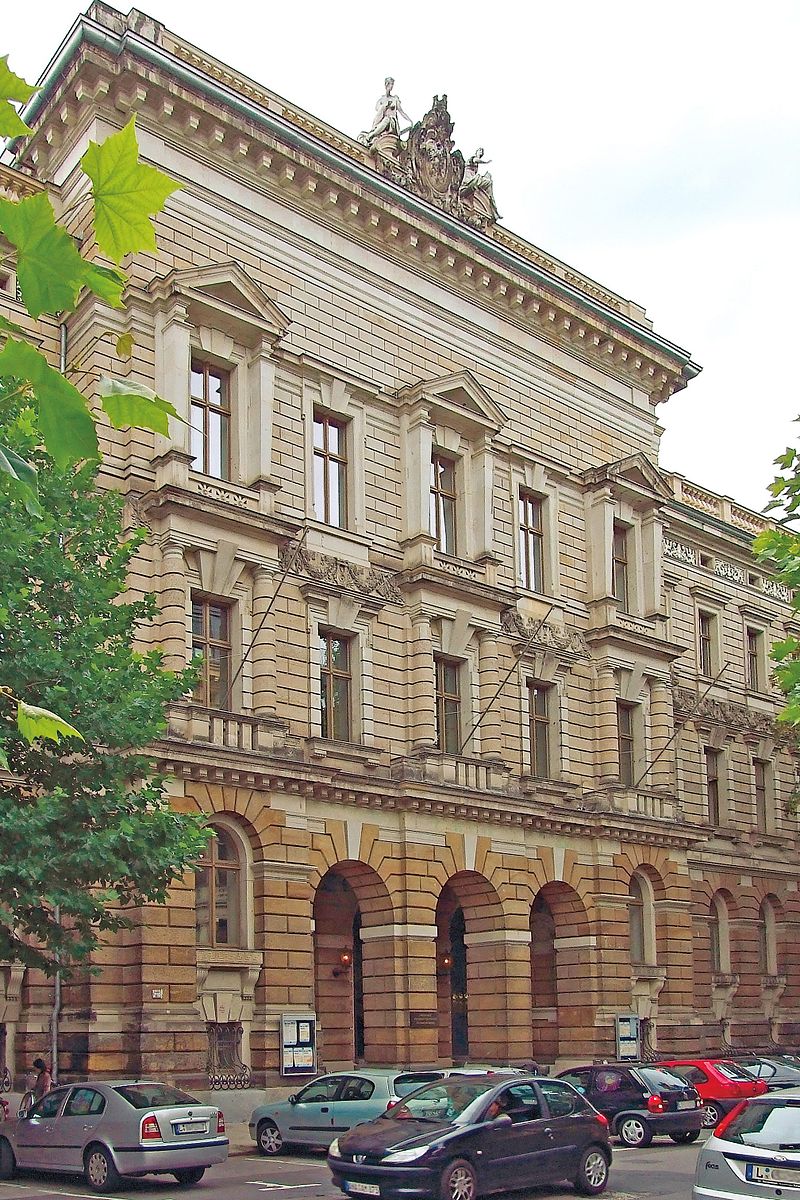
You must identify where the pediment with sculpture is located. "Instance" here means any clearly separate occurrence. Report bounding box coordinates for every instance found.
[358,79,500,230]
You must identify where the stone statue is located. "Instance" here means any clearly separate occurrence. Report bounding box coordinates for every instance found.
[459,148,501,221]
[359,77,412,148]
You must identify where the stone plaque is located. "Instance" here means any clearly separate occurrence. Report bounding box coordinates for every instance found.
[409,1010,439,1029]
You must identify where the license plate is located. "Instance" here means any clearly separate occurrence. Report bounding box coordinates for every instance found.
[678,1100,696,1109]
[175,1120,207,1134]
[345,1183,380,1196]
[746,1163,800,1184]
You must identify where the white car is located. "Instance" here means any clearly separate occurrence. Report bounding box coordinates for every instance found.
[693,1088,800,1199]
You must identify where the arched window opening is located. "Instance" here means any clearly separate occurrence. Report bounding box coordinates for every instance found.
[196,826,242,947]
[450,907,468,1061]
[628,872,655,967]
[758,898,778,977]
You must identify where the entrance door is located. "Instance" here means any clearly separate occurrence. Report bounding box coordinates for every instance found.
[450,908,468,1059]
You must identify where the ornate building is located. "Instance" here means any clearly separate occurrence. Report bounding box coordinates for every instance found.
[1,2,798,1087]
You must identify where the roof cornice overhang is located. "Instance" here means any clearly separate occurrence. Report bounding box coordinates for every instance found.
[16,10,701,403]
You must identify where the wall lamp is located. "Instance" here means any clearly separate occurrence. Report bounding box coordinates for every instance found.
[332,950,353,978]
[437,951,453,977]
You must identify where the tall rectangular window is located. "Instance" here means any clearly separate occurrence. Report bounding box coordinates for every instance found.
[617,702,635,786]
[320,631,352,740]
[190,361,230,480]
[754,759,770,834]
[192,597,232,709]
[705,747,721,825]
[313,412,347,527]
[435,656,461,754]
[519,490,544,592]
[746,627,763,691]
[430,453,458,555]
[698,611,714,677]
[612,523,630,611]
[528,683,551,778]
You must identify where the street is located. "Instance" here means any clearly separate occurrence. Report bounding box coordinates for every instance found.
[0,1137,701,1200]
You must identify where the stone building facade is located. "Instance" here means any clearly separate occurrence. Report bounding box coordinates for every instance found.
[1,2,798,1086]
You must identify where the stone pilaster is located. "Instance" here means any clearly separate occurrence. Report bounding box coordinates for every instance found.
[160,542,189,674]
[409,614,437,749]
[478,632,503,760]
[595,664,620,782]
[650,679,675,789]
[251,566,278,716]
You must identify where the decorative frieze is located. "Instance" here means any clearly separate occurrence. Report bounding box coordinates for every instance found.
[663,538,698,565]
[281,542,403,603]
[500,608,589,657]
[663,537,791,604]
[714,559,746,584]
[673,686,784,739]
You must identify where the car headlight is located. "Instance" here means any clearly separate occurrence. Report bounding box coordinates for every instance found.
[383,1145,430,1164]
[329,1138,341,1158]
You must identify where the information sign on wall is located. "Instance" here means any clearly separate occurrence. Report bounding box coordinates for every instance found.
[615,1014,640,1060]
[280,1012,317,1076]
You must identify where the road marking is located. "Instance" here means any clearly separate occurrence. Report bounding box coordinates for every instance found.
[246,1183,318,1192]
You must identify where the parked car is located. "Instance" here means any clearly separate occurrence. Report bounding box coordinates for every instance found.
[732,1056,800,1090]
[250,1067,520,1155]
[556,1062,703,1148]
[0,1080,228,1193]
[692,1088,800,1199]
[328,1073,612,1198]
[656,1058,769,1128]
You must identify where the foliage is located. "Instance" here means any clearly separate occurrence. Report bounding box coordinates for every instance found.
[0,387,207,973]
[754,440,800,725]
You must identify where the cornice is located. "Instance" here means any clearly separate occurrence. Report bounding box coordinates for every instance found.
[0,164,45,201]
[15,11,699,407]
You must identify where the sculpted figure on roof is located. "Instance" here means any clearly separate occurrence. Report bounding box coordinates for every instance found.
[359,77,412,149]
[459,148,501,222]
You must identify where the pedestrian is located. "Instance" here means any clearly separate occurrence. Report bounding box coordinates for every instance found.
[31,1058,52,1101]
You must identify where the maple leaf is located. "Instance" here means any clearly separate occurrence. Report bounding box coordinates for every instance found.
[0,193,87,317]
[0,55,37,138]
[0,338,98,466]
[99,377,180,437]
[81,117,180,264]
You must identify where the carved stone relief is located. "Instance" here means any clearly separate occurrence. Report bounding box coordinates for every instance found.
[280,542,403,603]
[500,608,589,657]
[673,686,787,741]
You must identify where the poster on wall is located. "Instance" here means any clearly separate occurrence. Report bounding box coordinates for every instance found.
[615,1014,640,1060]
[280,1013,317,1076]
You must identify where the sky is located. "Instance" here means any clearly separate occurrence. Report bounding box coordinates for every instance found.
[5,1,799,512]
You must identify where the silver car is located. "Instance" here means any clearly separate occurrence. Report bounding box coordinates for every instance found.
[693,1088,800,1199]
[0,1080,228,1193]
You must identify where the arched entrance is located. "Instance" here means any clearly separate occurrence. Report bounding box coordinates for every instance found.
[312,862,395,1067]
[530,882,593,1063]
[435,872,507,1064]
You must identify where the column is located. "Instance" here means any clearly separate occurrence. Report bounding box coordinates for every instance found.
[408,613,437,749]
[160,541,189,674]
[478,632,503,760]
[464,930,533,1063]
[251,566,277,716]
[595,663,620,782]
[649,679,675,789]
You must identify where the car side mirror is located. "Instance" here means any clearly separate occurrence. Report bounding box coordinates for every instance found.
[288,1095,297,1105]
[493,1113,512,1126]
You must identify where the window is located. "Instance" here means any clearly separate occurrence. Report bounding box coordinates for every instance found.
[612,523,630,610]
[705,747,721,825]
[64,1088,105,1117]
[539,1080,584,1116]
[754,759,770,834]
[758,898,778,976]
[628,874,646,965]
[698,611,714,676]
[518,490,544,592]
[340,1078,375,1102]
[617,703,635,786]
[195,826,242,948]
[709,892,731,975]
[190,360,230,479]
[528,683,551,779]
[430,453,458,555]
[320,631,352,741]
[313,412,347,527]
[746,627,763,691]
[191,598,232,709]
[709,901,722,973]
[435,656,461,754]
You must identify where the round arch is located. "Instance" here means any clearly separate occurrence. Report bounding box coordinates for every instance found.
[530,881,593,1063]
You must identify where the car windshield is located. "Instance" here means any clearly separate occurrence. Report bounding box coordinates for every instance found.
[114,1084,199,1109]
[716,1061,758,1082]
[638,1067,692,1091]
[387,1079,495,1122]
[722,1099,800,1148]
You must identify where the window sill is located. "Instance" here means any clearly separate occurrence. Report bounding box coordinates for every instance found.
[196,948,263,968]
[189,471,259,510]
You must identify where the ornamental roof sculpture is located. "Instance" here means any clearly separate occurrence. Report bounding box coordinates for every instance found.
[359,82,500,229]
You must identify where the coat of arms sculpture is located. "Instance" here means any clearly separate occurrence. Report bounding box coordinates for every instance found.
[359,84,500,230]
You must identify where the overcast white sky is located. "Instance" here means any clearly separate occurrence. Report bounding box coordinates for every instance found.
[6,2,799,511]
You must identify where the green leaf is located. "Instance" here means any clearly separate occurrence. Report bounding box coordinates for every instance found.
[115,332,134,359]
[0,193,88,317]
[82,262,125,309]
[0,55,37,138]
[0,339,98,466]
[0,313,27,339]
[0,439,37,489]
[99,377,179,436]
[17,701,83,745]
[81,117,180,264]
[0,744,9,771]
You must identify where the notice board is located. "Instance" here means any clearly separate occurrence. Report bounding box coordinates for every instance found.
[280,1012,317,1076]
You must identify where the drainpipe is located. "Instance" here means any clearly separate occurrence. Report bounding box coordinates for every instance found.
[50,906,61,1084]
[59,320,67,374]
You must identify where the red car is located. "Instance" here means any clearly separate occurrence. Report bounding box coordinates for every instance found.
[655,1058,767,1127]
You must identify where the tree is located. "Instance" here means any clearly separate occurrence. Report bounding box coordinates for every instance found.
[0,56,208,972]
[0,384,207,973]
[754,444,800,727]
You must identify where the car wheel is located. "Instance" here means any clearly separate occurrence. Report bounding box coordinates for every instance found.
[617,1116,652,1148]
[701,1103,723,1128]
[574,1145,610,1195]
[440,1158,478,1200]
[174,1166,206,1186]
[84,1144,122,1194]
[670,1130,700,1144]
[0,1138,16,1180]
[257,1119,284,1155]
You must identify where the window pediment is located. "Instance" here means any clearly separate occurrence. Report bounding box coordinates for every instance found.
[398,369,506,436]
[584,453,672,508]
[149,261,291,348]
